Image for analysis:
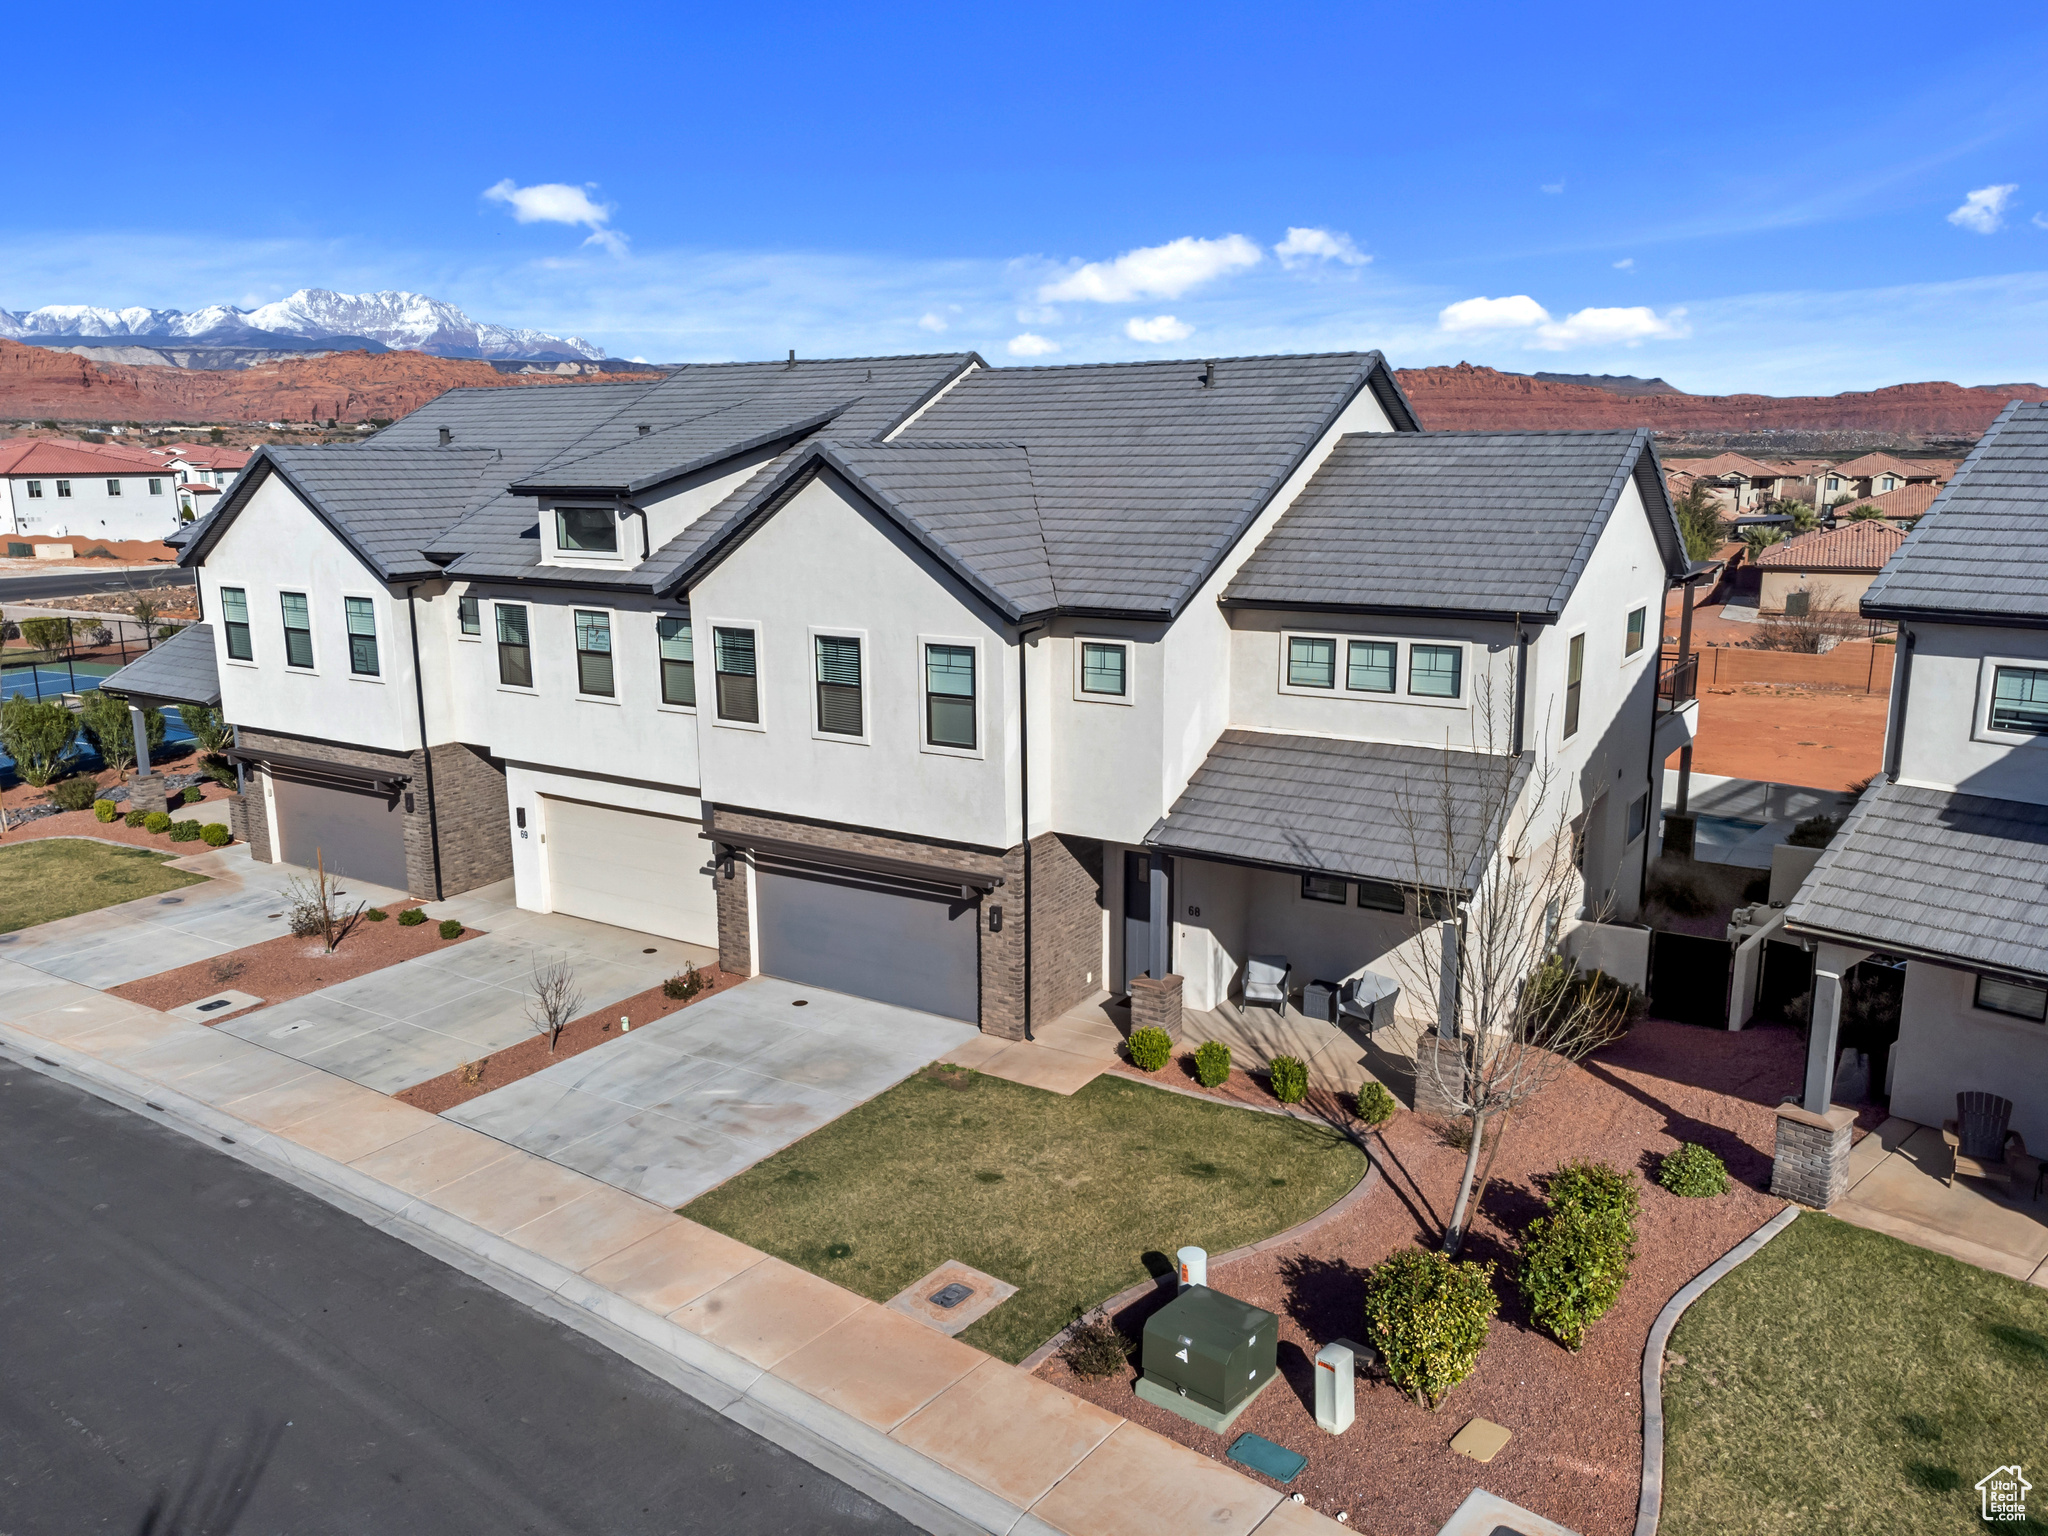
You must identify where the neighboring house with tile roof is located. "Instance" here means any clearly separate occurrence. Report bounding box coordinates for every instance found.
[1671,451,1797,511]
[1781,400,2048,1173]
[164,350,1693,1041]
[0,437,182,540]
[1752,520,1907,614]
[155,444,252,518]
[1831,479,1943,524]
[1817,451,1951,507]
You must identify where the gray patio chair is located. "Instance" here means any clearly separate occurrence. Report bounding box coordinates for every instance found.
[1337,972,1400,1034]
[1243,955,1291,1014]
[1943,1091,2038,1197]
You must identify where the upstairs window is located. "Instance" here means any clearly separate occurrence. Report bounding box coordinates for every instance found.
[555,506,618,554]
[1976,973,2048,1023]
[574,610,615,697]
[344,596,379,676]
[1301,874,1346,904]
[815,635,863,736]
[24,480,40,498]
[55,480,71,498]
[220,587,252,661]
[1563,633,1585,738]
[1990,665,2048,735]
[1287,635,1336,689]
[148,478,163,495]
[714,626,759,722]
[495,603,532,687]
[1411,644,1463,699]
[458,595,480,635]
[657,617,695,706]
[107,479,122,496]
[1625,606,1647,656]
[925,644,976,749]
[1080,641,1128,697]
[1347,640,1395,693]
[280,592,314,669]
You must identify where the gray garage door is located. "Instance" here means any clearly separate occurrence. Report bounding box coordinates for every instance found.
[755,863,979,1023]
[272,774,408,891]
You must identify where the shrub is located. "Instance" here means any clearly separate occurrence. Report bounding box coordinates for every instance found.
[181,785,205,806]
[47,776,101,812]
[286,897,327,937]
[1517,1204,1635,1351]
[1356,1081,1398,1126]
[124,808,148,828]
[663,965,705,1002]
[1544,1161,1640,1226]
[1360,1249,1498,1409]
[85,546,112,560]
[396,908,426,926]
[1126,1026,1172,1072]
[20,615,72,659]
[1787,814,1841,849]
[1658,1142,1730,1199]
[198,753,236,788]
[1193,1039,1231,1088]
[0,696,79,786]
[142,811,172,834]
[169,818,201,843]
[200,823,232,848]
[438,919,463,940]
[366,906,389,921]
[77,691,164,774]
[94,798,119,822]
[1058,1308,1134,1379]
[1268,1054,1308,1104]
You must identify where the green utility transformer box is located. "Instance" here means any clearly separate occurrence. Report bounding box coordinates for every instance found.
[1140,1285,1278,1419]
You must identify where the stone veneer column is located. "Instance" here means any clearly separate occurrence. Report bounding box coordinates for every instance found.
[1129,973,1184,1044]
[225,790,251,844]
[127,773,169,816]
[715,851,753,977]
[1413,1035,1467,1118]
[1770,1101,1858,1207]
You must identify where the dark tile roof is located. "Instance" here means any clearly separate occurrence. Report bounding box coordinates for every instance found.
[1783,778,2048,979]
[1220,429,1686,619]
[508,396,857,495]
[1861,401,2048,623]
[1144,729,1530,891]
[98,622,219,707]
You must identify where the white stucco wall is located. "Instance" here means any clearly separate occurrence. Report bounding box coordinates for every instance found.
[1893,621,2048,806]
[5,473,181,541]
[1889,959,2048,1151]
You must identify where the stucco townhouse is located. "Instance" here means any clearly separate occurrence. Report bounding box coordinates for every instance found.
[122,349,1694,1042]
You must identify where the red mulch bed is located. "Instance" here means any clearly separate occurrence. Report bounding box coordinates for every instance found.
[109,907,482,1026]
[395,965,736,1114]
[1038,1017,1868,1536]
[1,768,234,849]
[1108,1051,1361,1126]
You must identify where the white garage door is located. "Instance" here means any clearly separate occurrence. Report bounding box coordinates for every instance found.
[541,796,718,945]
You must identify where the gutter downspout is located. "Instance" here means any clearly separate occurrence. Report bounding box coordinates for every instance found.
[406,587,445,901]
[1510,614,1528,757]
[1881,625,1916,782]
[1017,624,1044,1040]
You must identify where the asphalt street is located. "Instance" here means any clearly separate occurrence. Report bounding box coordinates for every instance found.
[0,568,193,604]
[0,1059,919,1535]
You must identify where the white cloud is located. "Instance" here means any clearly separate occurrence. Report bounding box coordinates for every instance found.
[1125,315,1193,343]
[1948,184,2017,234]
[1439,294,1553,332]
[1037,234,1261,303]
[484,179,627,255]
[1007,332,1061,356]
[1273,227,1368,269]
[1613,257,1635,270]
[1532,305,1689,349]
[2034,212,2048,230]
[918,311,948,332]
[1541,181,1565,194]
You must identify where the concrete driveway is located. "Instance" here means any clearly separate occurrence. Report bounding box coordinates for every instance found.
[443,976,978,1208]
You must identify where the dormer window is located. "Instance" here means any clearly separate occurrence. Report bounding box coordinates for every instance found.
[555,506,619,554]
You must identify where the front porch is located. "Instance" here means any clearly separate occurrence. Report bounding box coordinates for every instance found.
[1836,1116,2048,1286]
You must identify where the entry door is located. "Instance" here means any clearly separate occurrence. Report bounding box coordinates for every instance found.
[1121,850,1152,995]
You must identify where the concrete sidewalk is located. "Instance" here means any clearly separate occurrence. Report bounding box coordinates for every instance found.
[0,979,1343,1536]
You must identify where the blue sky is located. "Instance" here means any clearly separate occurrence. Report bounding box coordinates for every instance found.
[8,0,2048,392]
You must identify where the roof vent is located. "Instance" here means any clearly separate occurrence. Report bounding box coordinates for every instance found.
[437,426,452,445]
[787,349,796,370]
[1198,361,1216,389]
[638,423,651,436]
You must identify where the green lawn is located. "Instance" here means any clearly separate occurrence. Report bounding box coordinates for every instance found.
[682,1067,1369,1362]
[1664,1213,2048,1535]
[0,838,207,933]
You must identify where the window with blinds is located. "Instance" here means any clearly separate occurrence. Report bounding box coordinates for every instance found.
[925,644,975,748]
[458,595,479,635]
[815,635,863,736]
[280,592,314,668]
[344,596,380,676]
[496,604,532,688]
[574,610,614,696]
[715,627,759,722]
[657,617,694,706]
[220,587,252,661]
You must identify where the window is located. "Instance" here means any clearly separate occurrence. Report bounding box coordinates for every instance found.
[458,595,480,636]
[25,480,40,498]
[1825,476,1840,491]
[1346,639,1396,693]
[815,634,863,735]
[1416,888,1455,921]
[1989,665,2048,735]
[220,586,252,661]
[495,603,532,687]
[555,506,618,554]
[1357,878,1404,913]
[148,478,163,495]
[1563,632,1585,738]
[925,644,976,748]
[1287,635,1337,689]
[714,626,759,722]
[344,596,380,676]
[106,479,122,497]
[1410,644,1463,699]
[55,480,71,498]
[1301,874,1346,904]
[280,592,314,668]
[1627,792,1648,843]
[1880,476,1896,491]
[573,610,614,696]
[1975,974,2048,1023]
[1625,606,1647,657]
[657,617,694,706]
[1080,641,1127,697]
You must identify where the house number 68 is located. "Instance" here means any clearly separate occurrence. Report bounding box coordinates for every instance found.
[1186,905,1201,918]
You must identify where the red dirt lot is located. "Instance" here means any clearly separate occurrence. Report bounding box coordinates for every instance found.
[110,907,483,1026]
[1682,685,1887,790]
[1038,1018,1850,1536]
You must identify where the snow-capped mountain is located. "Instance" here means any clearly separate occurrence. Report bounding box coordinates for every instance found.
[0,289,604,361]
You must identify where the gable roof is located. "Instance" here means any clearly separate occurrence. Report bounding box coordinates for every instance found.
[507,396,857,496]
[1220,428,1687,621]
[1754,520,1906,572]
[1832,451,1933,480]
[0,439,168,477]
[1862,401,2048,624]
[1683,451,1785,480]
[1837,480,1941,520]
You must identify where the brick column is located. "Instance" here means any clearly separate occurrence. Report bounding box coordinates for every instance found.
[1130,973,1184,1044]
[1413,1035,1467,1117]
[715,850,753,977]
[127,773,168,816]
[1770,1101,1858,1207]
[225,791,250,844]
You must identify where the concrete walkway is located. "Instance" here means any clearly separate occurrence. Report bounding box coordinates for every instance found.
[0,978,1344,1536]
[1834,1115,2048,1286]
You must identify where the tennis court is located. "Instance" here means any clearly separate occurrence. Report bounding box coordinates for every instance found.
[0,660,121,702]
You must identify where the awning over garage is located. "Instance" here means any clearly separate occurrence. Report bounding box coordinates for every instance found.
[707,824,1003,899]
[224,748,410,792]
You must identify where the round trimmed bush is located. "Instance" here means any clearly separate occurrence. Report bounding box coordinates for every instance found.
[1126,1026,1172,1072]
[47,777,101,812]
[181,785,206,806]
[365,906,390,921]
[142,811,172,834]
[1356,1080,1398,1126]
[396,908,426,926]
[1518,1203,1635,1351]
[1193,1039,1231,1088]
[438,919,463,940]
[1361,1248,1498,1409]
[1658,1142,1730,1198]
[1267,1054,1308,1104]
[124,808,149,828]
[1544,1161,1640,1225]
[93,798,119,823]
[168,818,201,843]
[200,822,232,848]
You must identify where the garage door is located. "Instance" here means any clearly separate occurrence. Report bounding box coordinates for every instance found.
[755,862,979,1022]
[541,796,717,945]
[273,775,408,891]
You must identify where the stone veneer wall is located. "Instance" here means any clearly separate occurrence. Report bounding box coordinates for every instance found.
[1769,1103,1856,1207]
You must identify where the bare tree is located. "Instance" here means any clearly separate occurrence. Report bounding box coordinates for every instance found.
[1751,587,1852,653]
[284,849,363,954]
[1394,681,1634,1256]
[525,955,584,1053]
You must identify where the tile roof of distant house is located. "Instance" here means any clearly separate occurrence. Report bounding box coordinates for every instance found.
[0,440,173,477]
[1831,451,1934,480]
[97,622,220,708]
[1862,400,2048,623]
[1754,520,1906,572]
[167,444,252,469]
[1684,451,1786,480]
[1837,481,1942,520]
[1221,428,1686,619]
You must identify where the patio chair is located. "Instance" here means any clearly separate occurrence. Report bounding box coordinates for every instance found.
[1942,1092,2040,1198]
[1243,955,1291,1014]
[1337,972,1400,1034]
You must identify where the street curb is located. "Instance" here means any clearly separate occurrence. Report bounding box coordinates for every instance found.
[0,1026,1029,1536]
[1633,1202,1799,1536]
